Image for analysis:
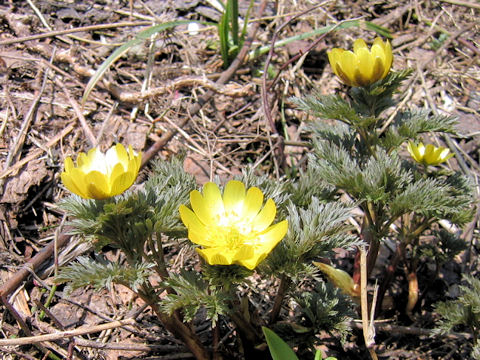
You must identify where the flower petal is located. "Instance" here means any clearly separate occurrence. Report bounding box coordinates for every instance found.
[197,247,233,266]
[239,220,288,269]
[382,40,393,78]
[424,144,436,164]
[61,172,86,198]
[64,156,75,172]
[338,50,357,85]
[407,141,423,163]
[110,171,135,196]
[64,167,91,198]
[328,49,344,78]
[256,220,288,253]
[252,198,276,232]
[223,180,246,216]
[190,190,216,226]
[233,244,255,262]
[84,171,110,199]
[179,205,214,246]
[370,56,385,83]
[242,186,264,220]
[356,47,373,81]
[202,182,225,219]
[353,39,367,53]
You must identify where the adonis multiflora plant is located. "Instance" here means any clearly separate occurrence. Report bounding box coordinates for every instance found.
[293,36,475,324]
[57,143,359,359]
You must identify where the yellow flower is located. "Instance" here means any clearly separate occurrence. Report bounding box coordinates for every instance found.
[407,141,454,166]
[328,37,393,87]
[179,180,288,270]
[61,143,142,199]
[313,262,360,298]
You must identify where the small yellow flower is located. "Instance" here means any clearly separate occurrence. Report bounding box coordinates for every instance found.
[407,141,454,166]
[61,143,142,199]
[179,180,288,270]
[328,37,393,87]
[313,262,360,298]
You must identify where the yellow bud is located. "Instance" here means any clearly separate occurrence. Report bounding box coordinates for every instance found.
[314,261,360,298]
[327,37,393,87]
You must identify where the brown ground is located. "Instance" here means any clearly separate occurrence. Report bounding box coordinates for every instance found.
[0,0,479,359]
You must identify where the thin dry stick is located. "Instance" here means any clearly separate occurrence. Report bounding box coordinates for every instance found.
[25,0,73,45]
[54,78,97,147]
[0,123,74,179]
[74,338,188,352]
[107,76,252,104]
[360,247,378,360]
[348,320,472,340]
[2,64,49,178]
[141,0,268,167]
[0,318,136,346]
[439,0,480,9]
[0,21,151,46]
[0,231,70,298]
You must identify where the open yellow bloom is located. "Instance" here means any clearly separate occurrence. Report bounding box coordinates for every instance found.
[328,37,393,87]
[407,141,453,166]
[61,143,142,199]
[179,180,288,270]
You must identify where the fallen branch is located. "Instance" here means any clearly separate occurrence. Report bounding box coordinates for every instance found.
[107,76,253,104]
[0,318,136,346]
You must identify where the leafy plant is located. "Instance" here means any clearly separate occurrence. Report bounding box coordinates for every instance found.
[217,0,253,67]
[435,275,480,348]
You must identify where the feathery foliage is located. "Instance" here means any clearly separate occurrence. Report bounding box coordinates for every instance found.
[435,275,480,350]
[293,282,355,344]
[56,256,153,293]
[419,229,467,265]
[263,198,360,281]
[161,270,231,326]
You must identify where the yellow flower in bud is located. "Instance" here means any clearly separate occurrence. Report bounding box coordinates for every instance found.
[61,144,142,199]
[328,37,393,87]
[407,141,454,166]
[314,261,360,298]
[179,180,288,270]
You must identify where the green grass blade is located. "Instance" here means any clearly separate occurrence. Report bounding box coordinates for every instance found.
[248,19,361,60]
[262,327,299,360]
[228,0,239,46]
[364,21,392,39]
[82,20,197,104]
[218,10,230,67]
[239,0,254,49]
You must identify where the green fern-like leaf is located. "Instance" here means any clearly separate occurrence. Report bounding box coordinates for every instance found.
[293,282,355,344]
[161,270,231,326]
[56,256,153,293]
[434,275,480,348]
[350,69,413,117]
[264,198,360,280]
[380,110,457,150]
[419,229,467,265]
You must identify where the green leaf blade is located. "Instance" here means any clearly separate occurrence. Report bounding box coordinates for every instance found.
[262,327,299,360]
[82,20,200,104]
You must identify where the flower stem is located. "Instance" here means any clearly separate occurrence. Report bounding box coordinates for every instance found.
[138,284,210,360]
[269,273,291,324]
